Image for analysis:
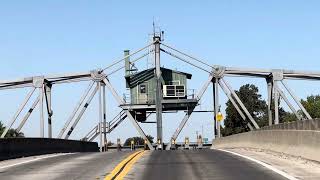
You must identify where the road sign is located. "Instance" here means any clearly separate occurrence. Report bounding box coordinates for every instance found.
[216,112,223,121]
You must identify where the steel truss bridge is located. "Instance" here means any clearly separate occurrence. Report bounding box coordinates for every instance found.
[0,35,318,151]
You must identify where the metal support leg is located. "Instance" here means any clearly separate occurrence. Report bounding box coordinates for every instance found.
[214,78,220,138]
[222,78,260,129]
[102,77,154,150]
[40,85,45,137]
[16,95,40,132]
[102,84,107,151]
[218,80,253,131]
[65,85,99,139]
[212,82,216,138]
[281,80,312,119]
[1,87,36,138]
[274,81,280,124]
[154,37,163,149]
[267,79,273,126]
[98,82,103,152]
[44,84,53,138]
[58,81,94,138]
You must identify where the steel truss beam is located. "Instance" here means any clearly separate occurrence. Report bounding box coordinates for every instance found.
[273,81,280,124]
[1,87,36,138]
[221,78,260,129]
[0,72,92,90]
[98,82,103,152]
[160,48,211,73]
[65,84,99,139]
[1,39,319,146]
[218,79,254,131]
[281,80,312,119]
[166,72,215,150]
[214,78,220,138]
[274,84,302,120]
[266,78,273,126]
[102,77,154,150]
[271,70,312,124]
[16,95,40,132]
[154,37,163,149]
[44,83,53,138]
[58,81,95,138]
[102,84,107,151]
[102,42,154,72]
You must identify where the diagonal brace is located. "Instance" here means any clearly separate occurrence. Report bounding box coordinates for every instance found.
[102,77,154,150]
[168,73,215,149]
[65,84,99,139]
[1,87,36,138]
[58,81,94,138]
[281,80,312,119]
[221,78,260,129]
[218,79,253,131]
[16,95,40,132]
[274,85,302,120]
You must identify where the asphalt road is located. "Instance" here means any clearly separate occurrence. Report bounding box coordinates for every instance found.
[133,149,288,180]
[0,149,290,180]
[0,151,131,180]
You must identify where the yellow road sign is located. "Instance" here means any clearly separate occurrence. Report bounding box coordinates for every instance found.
[216,112,223,121]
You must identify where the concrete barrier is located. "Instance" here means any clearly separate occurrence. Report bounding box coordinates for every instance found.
[261,119,320,131]
[212,130,320,162]
[0,138,99,161]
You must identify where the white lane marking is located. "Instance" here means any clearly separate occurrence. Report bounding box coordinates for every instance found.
[0,153,74,170]
[216,149,298,180]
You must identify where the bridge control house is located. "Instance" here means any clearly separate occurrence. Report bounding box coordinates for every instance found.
[122,50,198,122]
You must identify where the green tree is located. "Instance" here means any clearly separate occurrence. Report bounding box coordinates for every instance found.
[301,95,320,118]
[222,84,267,136]
[124,135,154,146]
[221,84,296,136]
[281,112,297,123]
[263,98,297,124]
[0,121,24,138]
[0,121,4,134]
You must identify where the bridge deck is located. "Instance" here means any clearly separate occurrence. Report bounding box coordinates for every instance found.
[0,150,290,180]
[0,151,131,180]
[129,149,287,180]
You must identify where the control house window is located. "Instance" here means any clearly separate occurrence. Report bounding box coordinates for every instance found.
[140,84,147,94]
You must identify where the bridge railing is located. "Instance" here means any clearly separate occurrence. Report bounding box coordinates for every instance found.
[260,119,320,131]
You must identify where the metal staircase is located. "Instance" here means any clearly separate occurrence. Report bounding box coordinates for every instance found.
[82,110,127,142]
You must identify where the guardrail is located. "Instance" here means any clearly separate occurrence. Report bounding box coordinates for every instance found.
[260,119,320,131]
[0,138,98,161]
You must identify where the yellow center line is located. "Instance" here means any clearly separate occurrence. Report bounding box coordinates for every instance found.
[104,150,145,180]
[115,151,145,180]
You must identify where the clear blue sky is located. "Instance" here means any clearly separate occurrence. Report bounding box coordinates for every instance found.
[1,1,320,143]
